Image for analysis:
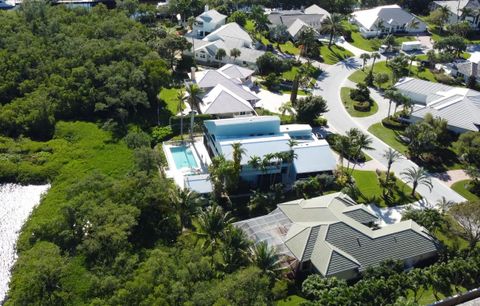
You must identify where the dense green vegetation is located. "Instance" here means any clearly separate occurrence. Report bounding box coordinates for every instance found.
[0,2,174,141]
[340,87,378,117]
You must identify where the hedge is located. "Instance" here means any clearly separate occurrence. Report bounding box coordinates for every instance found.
[170,114,213,133]
[381,117,408,130]
[353,102,371,112]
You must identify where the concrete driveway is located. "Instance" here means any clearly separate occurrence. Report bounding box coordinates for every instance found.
[314,57,466,205]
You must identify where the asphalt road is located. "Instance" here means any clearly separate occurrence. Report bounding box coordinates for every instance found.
[314,57,466,206]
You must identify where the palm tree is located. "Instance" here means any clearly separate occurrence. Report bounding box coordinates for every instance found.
[176,89,186,141]
[376,19,386,36]
[436,196,454,213]
[438,6,451,32]
[247,155,262,185]
[408,18,420,31]
[349,130,373,173]
[384,87,398,118]
[251,5,270,35]
[370,52,381,74]
[401,167,433,196]
[248,241,283,279]
[196,204,234,267]
[383,148,402,183]
[383,34,396,53]
[221,225,250,272]
[360,53,371,71]
[335,135,352,171]
[408,55,416,76]
[461,7,474,21]
[215,48,226,67]
[297,27,317,58]
[170,187,203,230]
[231,142,246,185]
[230,48,241,63]
[185,83,203,140]
[279,101,295,116]
[321,13,344,47]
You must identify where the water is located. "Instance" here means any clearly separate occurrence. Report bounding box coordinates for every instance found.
[0,184,50,303]
[170,146,198,169]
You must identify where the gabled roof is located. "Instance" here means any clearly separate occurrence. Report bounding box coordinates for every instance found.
[204,22,252,45]
[194,70,259,102]
[288,19,311,37]
[236,192,438,278]
[218,64,255,79]
[433,0,480,15]
[456,61,480,77]
[304,4,330,16]
[200,84,255,115]
[395,77,480,131]
[352,4,422,30]
[196,9,227,24]
[292,141,337,174]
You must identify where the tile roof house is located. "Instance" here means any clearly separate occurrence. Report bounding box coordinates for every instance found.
[187,64,259,118]
[431,0,480,28]
[235,192,438,279]
[192,8,227,38]
[395,77,480,133]
[267,5,330,40]
[186,22,265,68]
[351,5,426,38]
[203,116,337,185]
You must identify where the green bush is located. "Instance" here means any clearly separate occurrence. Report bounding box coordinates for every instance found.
[381,117,407,130]
[312,117,328,127]
[151,126,174,144]
[349,83,370,102]
[169,114,213,134]
[353,102,371,112]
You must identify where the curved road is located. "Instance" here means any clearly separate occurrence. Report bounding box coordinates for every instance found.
[314,58,466,206]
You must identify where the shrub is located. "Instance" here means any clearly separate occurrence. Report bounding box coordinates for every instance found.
[264,73,281,90]
[124,130,151,149]
[350,83,370,102]
[353,101,371,112]
[295,96,328,125]
[151,126,174,144]
[169,114,213,134]
[434,72,458,85]
[381,117,407,130]
[312,117,328,127]
[364,71,374,86]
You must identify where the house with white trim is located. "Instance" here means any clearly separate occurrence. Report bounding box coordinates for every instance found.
[351,5,426,38]
[186,22,265,68]
[188,64,259,118]
[431,0,480,28]
[203,116,337,185]
[235,192,438,279]
[395,77,480,133]
[192,8,227,38]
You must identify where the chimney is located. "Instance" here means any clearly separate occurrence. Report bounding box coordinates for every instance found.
[472,62,478,77]
[191,67,196,81]
[204,4,209,12]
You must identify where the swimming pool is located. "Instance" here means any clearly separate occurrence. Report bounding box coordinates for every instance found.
[170,146,198,169]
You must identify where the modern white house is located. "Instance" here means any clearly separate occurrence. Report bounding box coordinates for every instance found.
[267,4,330,40]
[235,192,438,279]
[186,22,265,68]
[203,116,337,186]
[192,8,227,38]
[188,64,259,118]
[431,0,480,28]
[351,5,427,38]
[395,77,480,133]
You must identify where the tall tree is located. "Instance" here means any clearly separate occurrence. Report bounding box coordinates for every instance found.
[401,167,433,196]
[185,83,203,140]
[321,13,345,47]
[449,201,480,250]
[170,187,203,230]
[248,241,283,280]
[360,53,371,71]
[383,148,402,184]
[230,48,241,63]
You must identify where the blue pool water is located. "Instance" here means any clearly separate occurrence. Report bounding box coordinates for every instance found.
[170,146,198,169]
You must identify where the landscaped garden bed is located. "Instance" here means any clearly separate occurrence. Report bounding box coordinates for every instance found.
[340,87,378,117]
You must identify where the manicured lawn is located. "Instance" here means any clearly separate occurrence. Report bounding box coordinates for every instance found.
[340,87,378,117]
[279,41,300,55]
[368,122,408,154]
[349,61,437,87]
[320,44,353,64]
[281,66,300,81]
[451,180,480,201]
[159,87,184,115]
[276,295,307,306]
[351,169,419,207]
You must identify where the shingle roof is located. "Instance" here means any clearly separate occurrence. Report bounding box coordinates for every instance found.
[196,9,227,24]
[288,19,310,38]
[275,193,438,277]
[352,4,423,30]
[199,84,255,115]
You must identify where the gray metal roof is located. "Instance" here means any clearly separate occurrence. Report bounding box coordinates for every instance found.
[292,141,337,174]
[195,70,260,102]
[237,192,438,278]
[433,0,480,15]
[200,84,254,115]
[205,23,253,45]
[395,77,453,104]
[196,9,226,24]
[218,64,254,79]
[304,4,330,16]
[352,4,424,30]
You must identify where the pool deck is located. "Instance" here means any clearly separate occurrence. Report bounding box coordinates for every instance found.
[163,138,212,192]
